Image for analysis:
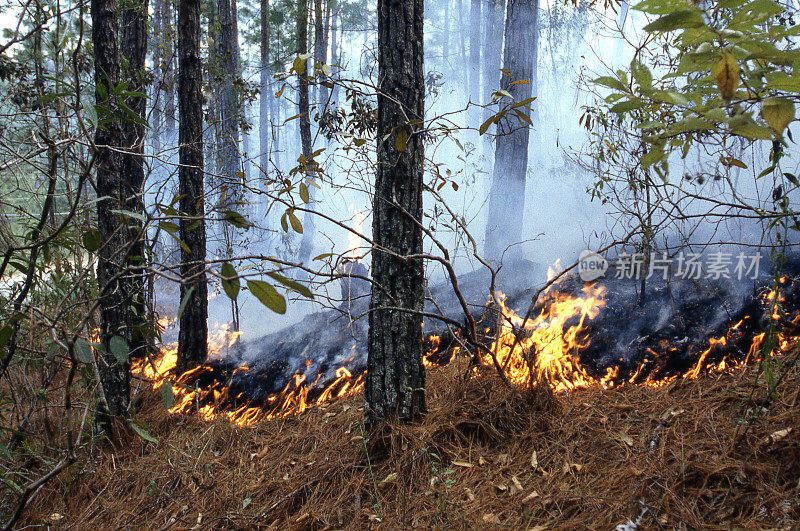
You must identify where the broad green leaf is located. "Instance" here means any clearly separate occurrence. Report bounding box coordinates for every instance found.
[643,10,705,32]
[395,128,408,152]
[610,100,647,113]
[731,122,775,140]
[109,336,130,363]
[299,182,310,203]
[130,422,158,443]
[161,380,174,409]
[75,338,93,363]
[641,145,664,168]
[81,228,102,253]
[288,210,303,234]
[221,262,240,301]
[631,60,653,89]
[593,76,628,92]
[634,0,693,15]
[223,210,251,229]
[761,98,795,135]
[266,272,313,298]
[0,325,12,348]
[666,117,713,134]
[711,53,740,99]
[248,280,287,314]
[159,221,180,234]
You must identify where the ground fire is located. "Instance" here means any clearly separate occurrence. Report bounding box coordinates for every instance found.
[135,269,800,427]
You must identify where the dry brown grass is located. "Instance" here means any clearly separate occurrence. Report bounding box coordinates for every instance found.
[19,356,800,530]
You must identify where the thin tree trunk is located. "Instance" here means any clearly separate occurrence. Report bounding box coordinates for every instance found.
[260,0,270,180]
[329,8,340,108]
[151,0,163,151]
[218,0,243,258]
[296,0,313,266]
[92,0,130,422]
[163,0,176,135]
[121,0,149,360]
[456,0,466,94]
[365,0,426,427]
[468,0,481,124]
[483,0,536,263]
[481,0,504,160]
[177,0,208,373]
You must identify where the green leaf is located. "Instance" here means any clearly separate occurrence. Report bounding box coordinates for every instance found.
[81,228,102,253]
[631,60,653,89]
[299,182,310,203]
[223,210,251,229]
[610,99,647,113]
[761,98,795,135]
[643,10,705,32]
[178,286,195,318]
[130,422,158,443]
[161,380,174,410]
[634,0,694,15]
[288,211,303,234]
[159,221,180,234]
[478,115,496,135]
[395,128,409,152]
[666,117,713,135]
[641,145,664,168]
[593,76,628,92]
[248,280,287,314]
[221,262,240,301]
[75,339,93,363]
[109,336,130,363]
[0,325,12,349]
[46,342,60,361]
[731,122,775,140]
[266,272,313,298]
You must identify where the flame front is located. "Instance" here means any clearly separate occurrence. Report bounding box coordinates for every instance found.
[137,277,796,427]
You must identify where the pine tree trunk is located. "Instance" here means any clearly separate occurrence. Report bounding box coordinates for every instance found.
[483,0,536,263]
[481,0,504,161]
[365,0,426,427]
[218,0,243,256]
[121,0,149,360]
[468,0,481,124]
[329,8,340,108]
[177,0,208,373]
[92,0,130,421]
[151,0,163,151]
[296,0,314,266]
[163,0,176,135]
[259,0,270,180]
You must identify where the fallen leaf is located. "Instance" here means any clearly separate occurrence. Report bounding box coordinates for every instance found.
[452,461,473,468]
[465,487,476,501]
[497,453,510,465]
[483,513,502,524]
[379,472,398,487]
[760,427,792,447]
[494,483,508,492]
[618,433,634,447]
[479,456,488,466]
[563,462,584,474]
[530,450,539,470]
[522,491,540,503]
[512,476,524,491]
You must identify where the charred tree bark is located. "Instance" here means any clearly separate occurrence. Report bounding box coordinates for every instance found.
[483,0,536,263]
[259,0,270,179]
[177,0,208,373]
[121,0,149,360]
[295,0,314,267]
[365,0,426,427]
[92,0,130,422]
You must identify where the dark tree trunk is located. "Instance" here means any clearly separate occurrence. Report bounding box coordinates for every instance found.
[121,0,149,361]
[483,0,536,263]
[177,0,208,373]
[259,0,270,179]
[481,0,503,159]
[365,0,426,427]
[295,0,314,266]
[163,0,176,135]
[151,0,163,151]
[92,0,130,421]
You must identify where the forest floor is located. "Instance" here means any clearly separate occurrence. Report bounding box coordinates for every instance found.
[21,355,800,530]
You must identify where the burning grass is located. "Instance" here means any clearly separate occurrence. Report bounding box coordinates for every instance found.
[18,355,800,529]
